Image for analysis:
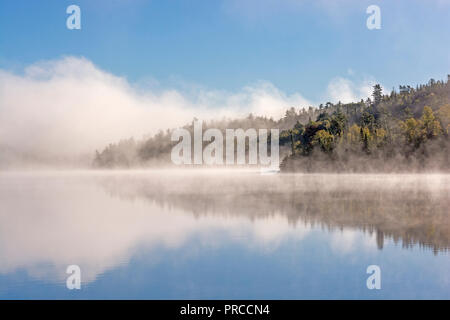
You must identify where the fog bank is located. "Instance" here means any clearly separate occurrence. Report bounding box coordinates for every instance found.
[0,57,311,164]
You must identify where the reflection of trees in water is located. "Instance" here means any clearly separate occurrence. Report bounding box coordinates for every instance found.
[97,173,450,254]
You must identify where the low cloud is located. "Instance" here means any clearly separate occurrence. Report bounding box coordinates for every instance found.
[0,56,379,163]
[326,76,379,104]
[0,56,310,158]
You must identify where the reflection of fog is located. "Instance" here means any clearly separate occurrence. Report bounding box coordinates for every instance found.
[98,170,450,253]
[0,171,310,283]
[0,171,448,284]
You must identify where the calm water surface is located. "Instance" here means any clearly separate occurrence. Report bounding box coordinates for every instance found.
[0,170,449,299]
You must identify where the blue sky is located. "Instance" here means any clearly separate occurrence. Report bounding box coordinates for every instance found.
[1,0,449,103]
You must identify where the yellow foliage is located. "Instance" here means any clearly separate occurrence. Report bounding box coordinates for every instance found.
[375,128,386,139]
[347,124,360,144]
[313,129,334,153]
[361,127,372,141]
[399,118,422,145]
[399,106,443,146]
[421,106,442,138]
[437,104,450,129]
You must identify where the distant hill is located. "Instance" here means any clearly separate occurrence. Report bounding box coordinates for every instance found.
[93,76,450,171]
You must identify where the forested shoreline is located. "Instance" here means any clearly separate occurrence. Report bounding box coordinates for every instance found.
[94,77,450,172]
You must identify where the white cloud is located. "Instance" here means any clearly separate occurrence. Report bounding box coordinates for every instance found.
[0,56,382,164]
[0,57,310,158]
[326,76,379,104]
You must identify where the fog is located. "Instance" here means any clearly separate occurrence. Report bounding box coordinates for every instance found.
[0,170,312,283]
[0,56,312,166]
[0,56,382,169]
[0,170,448,284]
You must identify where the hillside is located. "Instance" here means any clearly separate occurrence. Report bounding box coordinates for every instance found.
[93,77,450,171]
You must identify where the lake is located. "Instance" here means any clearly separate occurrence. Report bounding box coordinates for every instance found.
[0,170,449,299]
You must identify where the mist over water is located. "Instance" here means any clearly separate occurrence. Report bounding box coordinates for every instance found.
[0,57,310,166]
[0,170,448,299]
[1,0,449,302]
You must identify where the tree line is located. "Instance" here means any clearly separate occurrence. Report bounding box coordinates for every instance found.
[94,76,450,171]
[280,78,450,172]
